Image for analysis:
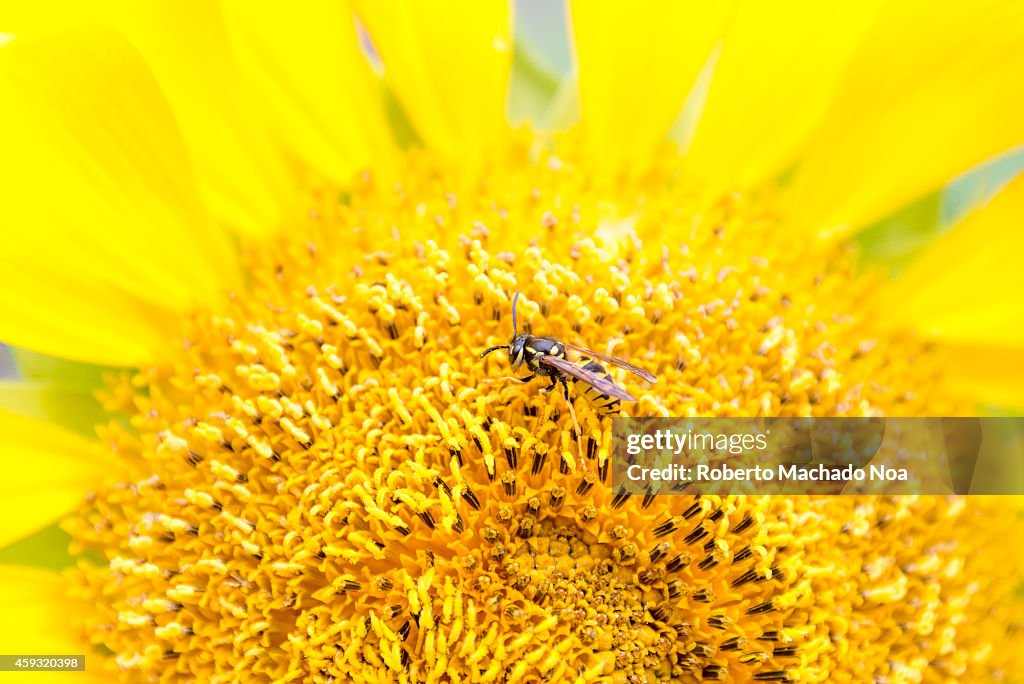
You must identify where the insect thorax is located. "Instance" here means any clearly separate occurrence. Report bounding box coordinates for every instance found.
[524,336,566,359]
[522,336,565,375]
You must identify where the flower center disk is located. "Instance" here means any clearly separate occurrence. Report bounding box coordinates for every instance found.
[69,137,1016,683]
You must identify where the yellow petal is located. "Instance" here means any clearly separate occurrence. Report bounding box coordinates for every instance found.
[786,0,1024,238]
[570,0,733,175]
[939,346,1024,412]
[0,411,108,548]
[683,0,884,192]
[111,2,300,235]
[0,7,82,42]
[0,565,105,683]
[1,2,294,236]
[352,0,512,163]
[876,174,1024,348]
[0,29,238,366]
[220,0,395,185]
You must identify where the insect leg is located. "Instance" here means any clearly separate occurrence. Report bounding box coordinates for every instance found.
[481,374,533,387]
[559,375,587,473]
[541,378,558,394]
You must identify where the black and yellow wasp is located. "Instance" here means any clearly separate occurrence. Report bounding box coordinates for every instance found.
[480,291,657,419]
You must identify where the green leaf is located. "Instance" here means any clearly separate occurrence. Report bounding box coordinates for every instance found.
[541,76,580,132]
[853,192,943,275]
[379,79,421,150]
[513,0,573,79]
[0,346,15,380]
[508,39,563,126]
[855,146,1024,275]
[941,145,1024,226]
[0,380,106,438]
[668,48,719,150]
[508,1,573,129]
[0,522,75,572]
[9,347,113,390]
[3,347,115,437]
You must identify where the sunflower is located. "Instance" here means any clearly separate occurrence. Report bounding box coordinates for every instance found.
[1,2,1023,682]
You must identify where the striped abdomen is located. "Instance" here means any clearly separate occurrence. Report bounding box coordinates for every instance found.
[572,357,621,416]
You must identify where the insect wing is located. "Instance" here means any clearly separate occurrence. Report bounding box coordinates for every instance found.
[539,354,638,402]
[562,342,658,383]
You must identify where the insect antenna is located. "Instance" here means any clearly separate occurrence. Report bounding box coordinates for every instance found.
[511,291,521,336]
[480,345,508,359]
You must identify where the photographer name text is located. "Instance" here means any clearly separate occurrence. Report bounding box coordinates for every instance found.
[626,462,909,483]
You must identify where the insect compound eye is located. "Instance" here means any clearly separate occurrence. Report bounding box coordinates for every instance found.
[510,339,524,364]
